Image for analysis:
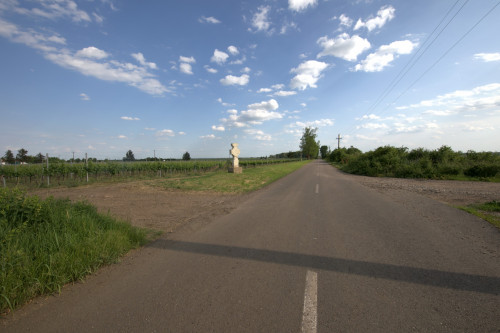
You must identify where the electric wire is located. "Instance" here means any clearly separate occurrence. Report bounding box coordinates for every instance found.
[341,0,500,148]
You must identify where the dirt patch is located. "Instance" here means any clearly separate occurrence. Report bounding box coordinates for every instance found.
[30,181,248,234]
[28,174,500,235]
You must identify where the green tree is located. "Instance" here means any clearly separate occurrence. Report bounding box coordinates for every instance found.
[182,151,191,161]
[123,150,135,161]
[35,153,44,163]
[320,145,329,159]
[300,127,320,159]
[3,150,15,164]
[16,148,28,163]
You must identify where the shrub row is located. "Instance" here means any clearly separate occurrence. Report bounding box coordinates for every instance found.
[328,146,500,180]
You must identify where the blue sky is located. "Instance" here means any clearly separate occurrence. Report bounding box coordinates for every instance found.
[1,0,499,160]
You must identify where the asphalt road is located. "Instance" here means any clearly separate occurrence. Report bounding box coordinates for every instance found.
[2,160,500,332]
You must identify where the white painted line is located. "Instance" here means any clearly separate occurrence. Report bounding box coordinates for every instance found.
[301,270,318,333]
[315,184,319,194]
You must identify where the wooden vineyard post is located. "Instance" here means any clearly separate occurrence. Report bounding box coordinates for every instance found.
[46,153,50,186]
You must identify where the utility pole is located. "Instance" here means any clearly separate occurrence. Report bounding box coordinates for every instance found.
[154,150,156,160]
[336,134,342,149]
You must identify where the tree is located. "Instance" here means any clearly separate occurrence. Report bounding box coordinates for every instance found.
[16,148,28,163]
[35,153,44,163]
[182,151,191,161]
[320,145,329,159]
[3,150,15,164]
[123,150,135,161]
[300,127,320,159]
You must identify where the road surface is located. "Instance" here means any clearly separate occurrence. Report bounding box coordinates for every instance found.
[2,160,500,332]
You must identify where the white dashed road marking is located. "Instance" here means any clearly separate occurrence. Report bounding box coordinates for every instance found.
[301,270,318,333]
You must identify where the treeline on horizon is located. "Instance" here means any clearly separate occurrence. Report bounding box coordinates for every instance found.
[326,145,500,180]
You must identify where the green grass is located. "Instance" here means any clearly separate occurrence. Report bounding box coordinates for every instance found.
[0,188,154,313]
[458,201,500,229]
[152,160,311,193]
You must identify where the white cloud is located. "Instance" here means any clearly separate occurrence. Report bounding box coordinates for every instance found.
[220,74,249,86]
[274,90,297,97]
[227,45,239,55]
[357,114,380,120]
[217,98,234,107]
[221,99,283,128]
[179,56,196,63]
[354,5,395,31]
[356,123,388,130]
[317,33,370,61]
[45,51,168,95]
[179,62,193,75]
[272,84,285,90]
[121,116,140,121]
[93,12,104,23]
[288,0,317,12]
[178,132,186,135]
[355,40,416,72]
[248,99,279,111]
[474,53,500,62]
[79,93,90,101]
[76,46,108,59]
[155,129,175,137]
[7,0,92,22]
[199,16,221,24]
[338,14,353,28]
[200,134,217,139]
[131,52,157,70]
[290,60,328,90]
[0,22,165,95]
[241,67,251,73]
[0,17,65,52]
[258,88,273,93]
[252,5,272,33]
[244,129,272,141]
[401,83,500,114]
[294,119,334,128]
[280,20,298,35]
[144,128,156,131]
[118,135,127,139]
[211,49,229,65]
[204,65,217,74]
[212,125,225,131]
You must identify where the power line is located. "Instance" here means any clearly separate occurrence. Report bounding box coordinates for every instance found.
[385,0,500,110]
[365,0,468,115]
[343,0,500,147]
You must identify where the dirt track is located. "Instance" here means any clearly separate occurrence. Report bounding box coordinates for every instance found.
[30,173,500,233]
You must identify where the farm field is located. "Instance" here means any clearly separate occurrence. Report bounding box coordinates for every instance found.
[0,158,301,188]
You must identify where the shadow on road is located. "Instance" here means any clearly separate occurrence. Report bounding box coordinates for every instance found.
[148,239,499,295]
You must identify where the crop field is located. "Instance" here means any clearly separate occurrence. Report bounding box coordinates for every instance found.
[0,158,301,188]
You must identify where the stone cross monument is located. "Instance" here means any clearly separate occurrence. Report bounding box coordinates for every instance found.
[228,143,242,174]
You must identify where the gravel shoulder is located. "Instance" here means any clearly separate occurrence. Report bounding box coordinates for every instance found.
[344,173,500,206]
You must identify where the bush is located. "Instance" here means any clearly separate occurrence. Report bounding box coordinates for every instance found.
[330,145,500,181]
[464,164,500,178]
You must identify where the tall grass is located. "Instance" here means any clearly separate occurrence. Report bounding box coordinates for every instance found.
[0,188,149,313]
[328,145,500,181]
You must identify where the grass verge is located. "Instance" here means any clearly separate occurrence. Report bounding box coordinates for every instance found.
[458,201,500,229]
[0,188,154,314]
[152,160,311,193]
